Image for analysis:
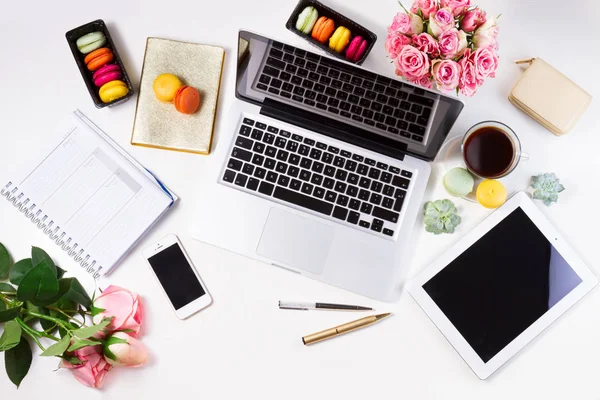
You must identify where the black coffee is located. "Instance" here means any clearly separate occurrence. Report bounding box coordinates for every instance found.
[464,127,515,178]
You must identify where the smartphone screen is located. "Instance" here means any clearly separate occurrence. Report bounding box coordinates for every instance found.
[147,243,206,310]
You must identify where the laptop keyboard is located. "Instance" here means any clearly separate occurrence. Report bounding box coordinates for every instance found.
[255,41,437,145]
[220,116,413,239]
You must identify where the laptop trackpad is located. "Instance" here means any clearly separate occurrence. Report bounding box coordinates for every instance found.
[256,208,333,275]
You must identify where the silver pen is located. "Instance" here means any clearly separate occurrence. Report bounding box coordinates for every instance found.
[278,301,373,311]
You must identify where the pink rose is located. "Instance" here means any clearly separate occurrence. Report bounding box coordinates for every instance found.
[473,17,499,49]
[472,47,499,80]
[389,12,424,36]
[428,8,455,37]
[440,0,471,16]
[59,345,112,388]
[410,0,438,19]
[458,49,483,96]
[394,46,431,81]
[412,33,439,58]
[93,285,144,337]
[460,8,487,32]
[432,59,461,90]
[410,74,434,89]
[104,332,149,368]
[438,28,467,59]
[385,31,412,59]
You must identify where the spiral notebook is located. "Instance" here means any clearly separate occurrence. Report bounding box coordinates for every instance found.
[0,110,176,279]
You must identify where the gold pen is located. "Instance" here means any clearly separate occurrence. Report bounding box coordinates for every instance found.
[302,313,391,345]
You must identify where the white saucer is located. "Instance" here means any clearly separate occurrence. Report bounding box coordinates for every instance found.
[435,136,527,203]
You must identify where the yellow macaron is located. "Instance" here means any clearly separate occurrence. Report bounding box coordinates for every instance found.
[99,80,129,103]
[329,26,351,53]
[476,179,507,209]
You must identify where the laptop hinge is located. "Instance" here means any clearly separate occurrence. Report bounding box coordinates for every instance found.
[260,98,407,161]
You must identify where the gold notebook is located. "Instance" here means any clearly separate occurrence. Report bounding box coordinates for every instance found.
[131,37,225,154]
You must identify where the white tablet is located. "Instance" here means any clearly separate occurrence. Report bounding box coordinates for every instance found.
[408,192,597,379]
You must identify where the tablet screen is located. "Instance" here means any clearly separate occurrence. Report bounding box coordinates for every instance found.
[422,207,583,363]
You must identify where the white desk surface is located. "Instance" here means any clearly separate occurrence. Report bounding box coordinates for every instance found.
[1,0,599,398]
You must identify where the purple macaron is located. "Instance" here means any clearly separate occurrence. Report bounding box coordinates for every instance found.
[93,64,122,87]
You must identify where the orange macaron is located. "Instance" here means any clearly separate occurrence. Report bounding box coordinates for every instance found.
[312,17,335,44]
[174,86,201,114]
[84,47,114,71]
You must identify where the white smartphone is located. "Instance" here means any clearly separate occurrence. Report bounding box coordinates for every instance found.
[143,234,212,319]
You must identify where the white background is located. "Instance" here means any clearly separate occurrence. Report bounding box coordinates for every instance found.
[1,0,599,398]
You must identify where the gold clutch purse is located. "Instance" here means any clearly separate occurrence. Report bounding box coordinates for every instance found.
[509,58,592,135]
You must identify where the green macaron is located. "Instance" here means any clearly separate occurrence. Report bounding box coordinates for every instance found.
[443,167,475,197]
[296,6,319,34]
[76,31,107,54]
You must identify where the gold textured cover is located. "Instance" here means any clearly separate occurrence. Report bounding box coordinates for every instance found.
[131,37,225,154]
[509,58,592,135]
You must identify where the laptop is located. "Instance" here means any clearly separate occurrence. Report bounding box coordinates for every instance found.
[191,31,464,301]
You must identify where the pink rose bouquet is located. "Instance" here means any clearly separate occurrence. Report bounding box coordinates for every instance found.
[386,1,500,96]
[0,243,149,390]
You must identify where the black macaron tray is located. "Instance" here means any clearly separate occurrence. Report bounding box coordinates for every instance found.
[66,19,134,109]
[285,0,377,65]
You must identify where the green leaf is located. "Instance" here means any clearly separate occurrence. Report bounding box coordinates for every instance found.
[56,266,66,279]
[5,336,32,388]
[9,259,34,286]
[91,305,105,317]
[0,321,22,352]
[0,243,11,280]
[16,260,59,303]
[31,247,56,275]
[72,317,111,340]
[0,282,16,293]
[60,278,92,309]
[67,338,101,352]
[0,302,5,312]
[0,307,21,323]
[40,334,70,357]
[23,302,55,331]
[62,356,83,366]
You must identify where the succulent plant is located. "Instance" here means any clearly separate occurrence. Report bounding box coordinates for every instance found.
[531,173,565,206]
[424,199,461,234]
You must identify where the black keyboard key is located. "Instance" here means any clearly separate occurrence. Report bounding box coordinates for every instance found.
[290,179,302,190]
[334,156,345,168]
[383,228,394,237]
[267,57,285,69]
[390,80,403,89]
[295,59,306,69]
[263,66,280,78]
[307,63,318,73]
[371,181,383,193]
[257,83,268,91]
[373,207,399,223]
[252,154,265,167]
[243,118,255,126]
[390,166,401,174]
[291,76,302,86]
[316,103,327,110]
[337,91,348,101]
[349,95,360,104]
[227,158,243,171]
[280,72,292,82]
[351,76,363,85]
[288,166,300,178]
[359,177,372,190]
[336,195,349,207]
[374,112,385,123]
[275,137,287,149]
[282,82,293,93]
[317,65,329,74]
[300,157,312,169]
[409,94,435,107]
[305,90,316,100]
[274,187,334,216]
[311,173,323,186]
[258,181,274,196]
[239,125,252,137]
[347,173,359,184]
[360,202,373,214]
[301,182,314,195]
[309,148,322,160]
[374,83,386,93]
[322,152,334,164]
[411,104,423,114]
[302,79,314,89]
[340,72,351,82]
[299,169,311,182]
[231,147,252,162]
[286,140,299,152]
[385,87,397,97]
[421,107,432,119]
[289,154,301,166]
[265,146,277,158]
[246,177,259,191]
[347,211,360,225]
[324,165,336,177]
[349,199,361,210]
[325,87,337,96]
[409,124,426,136]
[377,94,388,103]
[345,161,358,172]
[223,169,236,182]
[406,112,417,123]
[392,175,410,189]
[352,154,364,162]
[266,171,278,183]
[267,126,280,135]
[400,101,411,110]
[259,74,271,85]
[314,187,325,199]
[346,185,358,197]
[332,80,343,89]
[277,175,290,187]
[325,190,337,203]
[283,44,295,52]
[382,197,394,209]
[327,97,340,108]
[299,144,310,156]
[397,120,408,130]
[293,86,305,96]
[383,184,395,196]
[371,224,382,233]
[332,206,349,221]
[394,195,405,212]
[312,161,324,173]
[314,83,326,93]
[359,220,370,228]
[358,189,370,201]
[234,173,248,187]
[385,116,397,127]
[251,129,263,140]
[383,105,394,116]
[366,90,377,100]
[401,170,413,178]
[323,178,335,189]
[368,168,380,180]
[243,163,255,175]
[412,135,424,142]
[357,164,369,176]
[376,123,387,131]
[359,98,371,108]
[376,162,388,171]
[389,98,400,108]
[417,116,429,126]
[283,52,294,63]
[351,105,362,115]
[370,193,382,205]
[328,69,340,78]
[335,181,347,193]
[264,158,276,170]
[235,136,253,150]
[343,83,353,92]
[292,95,304,103]
[276,162,287,174]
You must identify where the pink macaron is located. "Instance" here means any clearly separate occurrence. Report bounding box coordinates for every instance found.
[345,36,368,63]
[92,64,122,87]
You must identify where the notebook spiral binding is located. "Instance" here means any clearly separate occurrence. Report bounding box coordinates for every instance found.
[1,181,101,279]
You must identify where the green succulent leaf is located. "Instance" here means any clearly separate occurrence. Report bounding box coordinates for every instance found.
[9,259,34,286]
[40,335,71,357]
[16,260,59,303]
[423,199,461,235]
[530,173,564,206]
[5,336,32,388]
[0,243,11,280]
[31,247,56,275]
[0,321,22,352]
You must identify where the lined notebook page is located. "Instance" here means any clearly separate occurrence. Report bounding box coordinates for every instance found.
[13,112,173,276]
